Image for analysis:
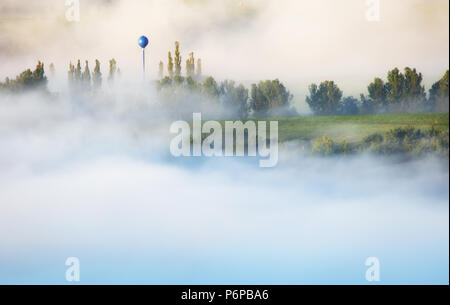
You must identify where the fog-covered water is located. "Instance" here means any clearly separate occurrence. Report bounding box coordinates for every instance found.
[0,92,448,284]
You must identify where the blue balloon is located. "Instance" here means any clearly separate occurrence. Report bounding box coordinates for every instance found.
[138,35,149,48]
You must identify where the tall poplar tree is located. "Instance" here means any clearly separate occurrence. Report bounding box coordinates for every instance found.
[174,41,182,77]
[168,52,174,78]
[82,60,91,89]
[75,60,82,84]
[186,52,195,77]
[92,59,102,90]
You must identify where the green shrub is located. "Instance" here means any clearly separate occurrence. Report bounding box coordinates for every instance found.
[312,136,338,155]
[312,127,449,157]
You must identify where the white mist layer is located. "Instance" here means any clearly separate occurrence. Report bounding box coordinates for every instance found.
[0,91,448,284]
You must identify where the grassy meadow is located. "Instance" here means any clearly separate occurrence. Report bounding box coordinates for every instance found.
[270,112,449,143]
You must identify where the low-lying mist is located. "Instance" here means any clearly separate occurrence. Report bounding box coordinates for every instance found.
[0,86,448,284]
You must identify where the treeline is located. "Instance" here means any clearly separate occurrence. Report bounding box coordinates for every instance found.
[156,41,296,118]
[67,58,120,91]
[307,68,449,115]
[0,59,120,93]
[157,76,296,118]
[1,59,448,119]
[0,61,47,92]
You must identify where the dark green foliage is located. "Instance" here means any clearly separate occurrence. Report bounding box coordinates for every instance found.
[157,76,173,89]
[306,81,342,115]
[402,67,426,111]
[156,76,293,119]
[309,67,445,115]
[362,127,448,156]
[367,77,387,111]
[311,127,449,157]
[312,136,338,155]
[174,75,185,86]
[202,76,219,98]
[363,133,383,146]
[339,96,359,115]
[428,70,449,112]
[378,67,425,112]
[0,61,47,92]
[185,76,200,92]
[359,94,374,114]
[386,67,404,107]
[219,80,249,118]
[250,79,293,117]
[312,136,350,156]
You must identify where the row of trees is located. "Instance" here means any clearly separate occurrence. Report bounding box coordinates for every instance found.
[0,59,121,93]
[307,68,449,115]
[157,75,295,118]
[1,61,448,118]
[158,41,202,80]
[0,61,47,92]
[68,59,119,90]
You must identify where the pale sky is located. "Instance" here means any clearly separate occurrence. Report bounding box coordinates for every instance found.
[0,0,448,106]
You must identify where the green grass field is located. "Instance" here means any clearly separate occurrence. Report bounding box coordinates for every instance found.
[266,113,450,143]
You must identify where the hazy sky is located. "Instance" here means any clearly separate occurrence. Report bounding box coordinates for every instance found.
[0,0,449,99]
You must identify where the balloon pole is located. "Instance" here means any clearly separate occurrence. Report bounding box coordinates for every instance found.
[142,48,145,80]
[138,35,149,82]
